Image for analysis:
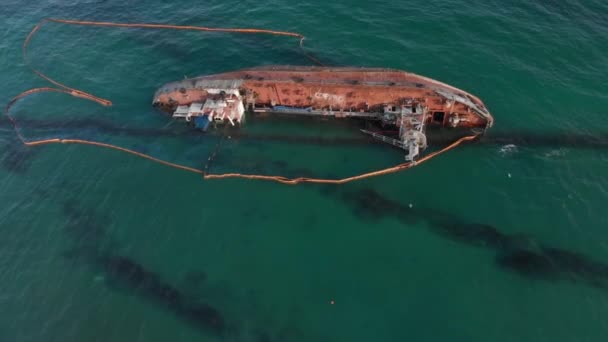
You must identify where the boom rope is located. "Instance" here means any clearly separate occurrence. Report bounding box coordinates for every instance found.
[5,18,479,185]
[203,134,478,184]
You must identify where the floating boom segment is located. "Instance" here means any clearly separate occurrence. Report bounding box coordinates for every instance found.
[153,66,493,161]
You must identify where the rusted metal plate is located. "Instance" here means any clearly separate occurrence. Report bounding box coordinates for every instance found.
[153,66,493,129]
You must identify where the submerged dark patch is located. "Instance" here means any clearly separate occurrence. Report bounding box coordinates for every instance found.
[210,151,323,179]
[101,255,225,334]
[431,221,516,250]
[0,117,368,145]
[496,249,561,280]
[59,201,227,336]
[0,139,40,174]
[3,117,608,180]
[335,187,608,292]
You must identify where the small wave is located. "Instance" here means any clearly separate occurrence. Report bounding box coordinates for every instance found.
[543,148,568,158]
[499,144,518,156]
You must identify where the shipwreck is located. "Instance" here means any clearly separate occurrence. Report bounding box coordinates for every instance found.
[153,66,493,161]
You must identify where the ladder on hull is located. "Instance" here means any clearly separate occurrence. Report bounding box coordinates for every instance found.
[362,105,427,161]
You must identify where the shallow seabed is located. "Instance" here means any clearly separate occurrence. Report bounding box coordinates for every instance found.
[1,1,608,341]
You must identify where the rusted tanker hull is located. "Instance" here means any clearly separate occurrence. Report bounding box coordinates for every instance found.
[153,66,493,160]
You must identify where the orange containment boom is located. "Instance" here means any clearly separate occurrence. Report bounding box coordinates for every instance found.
[5,18,487,185]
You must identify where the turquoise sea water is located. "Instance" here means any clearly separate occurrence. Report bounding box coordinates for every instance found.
[1,1,608,341]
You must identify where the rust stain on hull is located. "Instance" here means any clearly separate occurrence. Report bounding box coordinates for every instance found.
[153,66,493,161]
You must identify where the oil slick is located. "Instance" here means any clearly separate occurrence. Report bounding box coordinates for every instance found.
[2,118,608,156]
[60,200,226,337]
[101,254,225,334]
[0,137,40,174]
[59,199,303,341]
[4,119,608,295]
[333,188,608,292]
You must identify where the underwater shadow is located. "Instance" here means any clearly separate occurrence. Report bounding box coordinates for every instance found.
[60,200,226,336]
[4,117,608,150]
[59,199,302,341]
[331,187,608,291]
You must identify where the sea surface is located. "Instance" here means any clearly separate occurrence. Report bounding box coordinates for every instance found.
[1,1,608,341]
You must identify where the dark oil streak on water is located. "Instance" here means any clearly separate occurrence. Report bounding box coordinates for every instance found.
[60,200,227,337]
[55,196,295,342]
[4,115,608,293]
[25,167,608,342]
[0,140,41,174]
[7,136,608,339]
[323,187,608,292]
[4,116,608,148]
[2,116,608,175]
[24,144,608,296]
